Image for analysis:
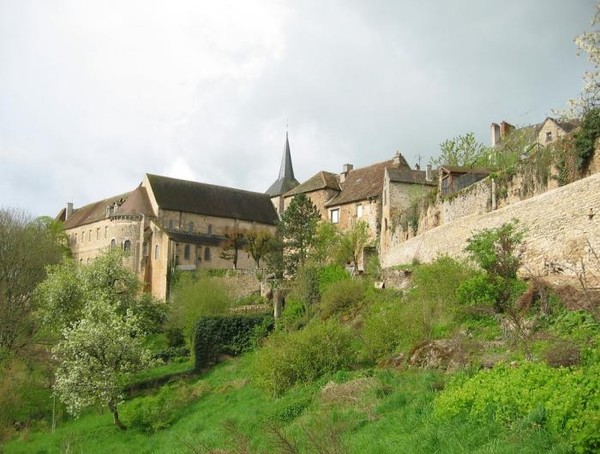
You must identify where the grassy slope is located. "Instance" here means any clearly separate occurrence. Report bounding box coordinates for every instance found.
[4,354,569,454]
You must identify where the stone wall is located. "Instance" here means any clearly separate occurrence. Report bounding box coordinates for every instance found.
[381,172,600,279]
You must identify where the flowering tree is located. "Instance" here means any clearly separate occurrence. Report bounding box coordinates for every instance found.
[568,2,600,116]
[52,297,153,430]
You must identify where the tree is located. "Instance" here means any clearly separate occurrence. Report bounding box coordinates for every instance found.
[220,228,247,269]
[0,208,66,354]
[52,297,153,430]
[309,221,342,265]
[338,220,371,270]
[278,194,321,276]
[464,220,526,313]
[568,2,600,116]
[244,229,274,268]
[431,132,488,168]
[36,249,166,337]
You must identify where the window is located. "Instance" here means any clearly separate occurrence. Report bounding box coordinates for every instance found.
[184,244,190,260]
[89,230,92,241]
[96,228,100,240]
[74,233,77,244]
[546,131,553,143]
[81,231,85,242]
[168,220,174,230]
[188,222,194,233]
[123,240,131,253]
[330,208,340,224]
[110,239,116,249]
[105,226,108,238]
[356,204,363,218]
[207,224,213,235]
[155,245,160,260]
[204,247,211,261]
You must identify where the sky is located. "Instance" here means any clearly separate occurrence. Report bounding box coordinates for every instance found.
[0,0,596,217]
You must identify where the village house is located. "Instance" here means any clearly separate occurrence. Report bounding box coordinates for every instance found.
[57,173,278,300]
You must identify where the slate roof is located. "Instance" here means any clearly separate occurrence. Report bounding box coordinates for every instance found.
[387,168,437,186]
[164,230,224,246]
[266,133,300,196]
[285,171,340,196]
[61,186,154,229]
[146,174,278,225]
[326,159,403,207]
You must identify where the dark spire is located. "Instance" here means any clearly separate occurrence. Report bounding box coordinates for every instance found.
[266,132,300,197]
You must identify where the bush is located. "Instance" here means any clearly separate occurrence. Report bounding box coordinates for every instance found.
[169,274,231,346]
[123,387,178,433]
[434,362,600,453]
[251,320,356,396]
[316,264,350,294]
[319,279,367,319]
[194,314,274,370]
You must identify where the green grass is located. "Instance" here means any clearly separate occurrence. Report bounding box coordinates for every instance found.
[4,356,570,454]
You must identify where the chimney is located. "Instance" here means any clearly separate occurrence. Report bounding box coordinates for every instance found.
[66,202,73,220]
[393,151,402,167]
[426,164,432,182]
[340,163,353,182]
[491,122,501,147]
[500,121,514,139]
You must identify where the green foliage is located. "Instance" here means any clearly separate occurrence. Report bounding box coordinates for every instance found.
[464,220,526,312]
[287,264,320,315]
[316,263,350,294]
[319,279,367,320]
[219,228,247,269]
[278,193,321,276]
[309,221,342,265]
[338,220,371,266]
[122,387,178,433]
[431,132,488,167]
[574,107,600,171]
[434,362,600,453]
[0,208,66,352]
[194,314,274,370]
[52,297,154,429]
[251,320,356,396]
[169,273,230,346]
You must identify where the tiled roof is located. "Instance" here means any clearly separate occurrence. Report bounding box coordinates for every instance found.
[62,187,154,229]
[146,174,278,225]
[325,159,407,207]
[265,133,300,196]
[284,171,340,196]
[387,168,437,186]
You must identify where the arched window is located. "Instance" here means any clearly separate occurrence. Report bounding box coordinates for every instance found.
[207,224,213,235]
[204,247,211,261]
[123,240,131,253]
[155,245,160,260]
[110,239,116,249]
[188,222,194,233]
[184,244,190,260]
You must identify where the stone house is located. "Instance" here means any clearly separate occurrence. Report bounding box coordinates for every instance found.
[57,173,278,300]
[282,151,413,270]
[380,165,437,252]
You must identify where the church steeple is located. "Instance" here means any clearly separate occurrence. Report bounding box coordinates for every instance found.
[266,132,300,197]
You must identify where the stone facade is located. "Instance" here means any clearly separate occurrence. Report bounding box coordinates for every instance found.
[381,172,600,285]
[60,174,278,300]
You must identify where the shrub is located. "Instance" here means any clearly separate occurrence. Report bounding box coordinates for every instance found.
[169,274,231,346]
[288,265,320,313]
[194,314,273,370]
[123,387,178,433]
[319,279,367,319]
[316,264,350,294]
[434,362,600,453]
[251,320,356,396]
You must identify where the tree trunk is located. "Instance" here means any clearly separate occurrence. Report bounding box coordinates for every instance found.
[109,402,127,431]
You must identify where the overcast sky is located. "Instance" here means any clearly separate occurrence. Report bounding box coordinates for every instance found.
[0,0,596,217]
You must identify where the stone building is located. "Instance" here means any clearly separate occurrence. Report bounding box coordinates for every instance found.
[58,174,278,300]
[282,151,414,270]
